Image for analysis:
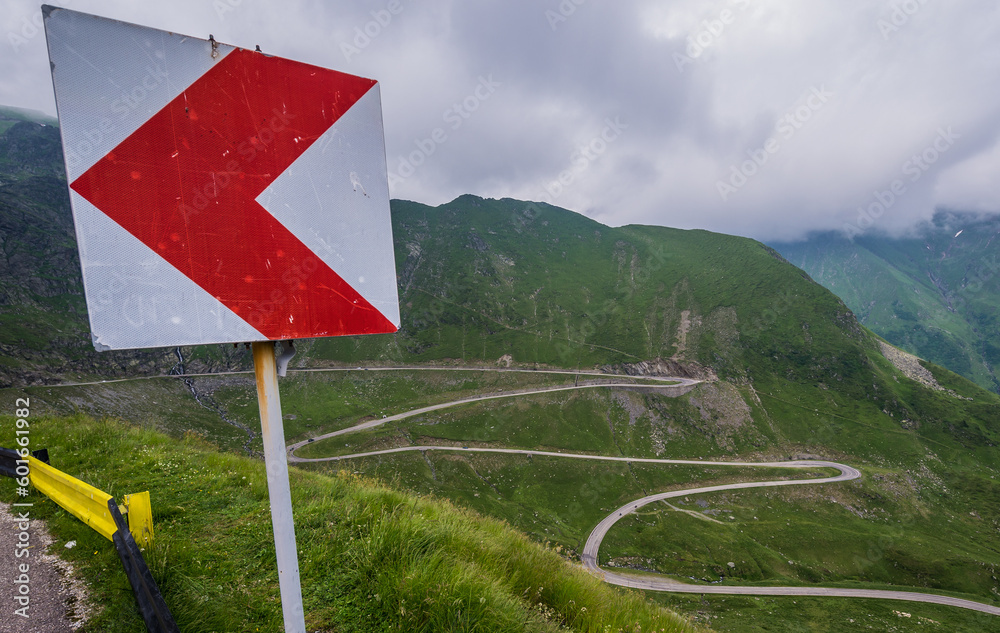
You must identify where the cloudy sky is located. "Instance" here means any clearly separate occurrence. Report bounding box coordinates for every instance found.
[2,0,999,241]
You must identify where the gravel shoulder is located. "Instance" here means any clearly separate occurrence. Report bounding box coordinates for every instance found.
[0,500,90,633]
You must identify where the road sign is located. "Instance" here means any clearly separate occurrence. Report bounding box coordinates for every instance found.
[43,5,400,351]
[44,7,404,632]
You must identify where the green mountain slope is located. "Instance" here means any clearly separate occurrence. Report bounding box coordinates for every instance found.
[771,214,1000,393]
[1,414,703,633]
[320,196,862,381]
[221,200,1000,631]
[3,117,998,474]
[317,198,1000,458]
[0,105,58,135]
[0,118,251,386]
[3,106,1000,631]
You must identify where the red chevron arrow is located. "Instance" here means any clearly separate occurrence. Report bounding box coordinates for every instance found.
[70,48,395,340]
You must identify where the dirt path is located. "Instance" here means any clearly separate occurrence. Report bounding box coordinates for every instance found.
[0,501,90,633]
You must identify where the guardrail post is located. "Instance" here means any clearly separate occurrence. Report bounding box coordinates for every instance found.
[108,499,179,633]
[124,491,155,548]
[0,446,20,478]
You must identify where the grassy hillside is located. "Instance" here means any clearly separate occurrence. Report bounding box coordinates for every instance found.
[0,414,704,633]
[0,105,59,131]
[283,367,1000,632]
[316,196,861,380]
[3,116,1000,630]
[772,213,1000,393]
[15,361,998,630]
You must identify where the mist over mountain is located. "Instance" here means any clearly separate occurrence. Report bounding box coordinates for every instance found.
[0,103,996,410]
[772,212,1000,394]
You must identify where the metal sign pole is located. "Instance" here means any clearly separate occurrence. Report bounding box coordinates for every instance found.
[252,341,306,633]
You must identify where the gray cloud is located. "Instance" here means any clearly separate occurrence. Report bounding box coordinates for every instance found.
[3,0,998,241]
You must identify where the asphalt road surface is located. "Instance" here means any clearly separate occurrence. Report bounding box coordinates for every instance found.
[0,501,88,632]
[599,570,1000,616]
[287,369,1000,618]
[287,371,698,462]
[32,366,1000,617]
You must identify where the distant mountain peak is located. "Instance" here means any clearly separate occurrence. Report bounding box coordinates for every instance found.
[0,105,59,127]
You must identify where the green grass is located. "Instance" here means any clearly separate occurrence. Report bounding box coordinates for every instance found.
[15,369,671,460]
[292,405,1000,624]
[0,302,89,351]
[215,369,580,447]
[296,389,622,460]
[306,449,835,555]
[652,593,1000,632]
[276,371,1000,632]
[293,383,768,462]
[1,414,705,633]
[19,378,254,453]
[13,359,998,631]
[599,480,1000,598]
[3,193,1000,631]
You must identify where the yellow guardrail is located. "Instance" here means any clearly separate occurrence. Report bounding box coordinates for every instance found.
[123,491,154,548]
[26,455,153,545]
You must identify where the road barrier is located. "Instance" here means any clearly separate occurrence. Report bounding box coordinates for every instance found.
[108,498,179,633]
[26,453,118,539]
[2,446,176,632]
[124,490,155,548]
[0,447,154,544]
[0,446,48,476]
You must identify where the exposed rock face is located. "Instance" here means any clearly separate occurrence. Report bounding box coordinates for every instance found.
[468,231,489,252]
[604,357,718,381]
[0,121,65,178]
[878,341,944,391]
[878,340,971,400]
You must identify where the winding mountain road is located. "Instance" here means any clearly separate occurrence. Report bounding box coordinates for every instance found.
[287,371,697,460]
[580,466,1000,617]
[285,367,1000,617]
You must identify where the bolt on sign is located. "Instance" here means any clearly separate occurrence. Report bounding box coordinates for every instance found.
[43,5,400,351]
